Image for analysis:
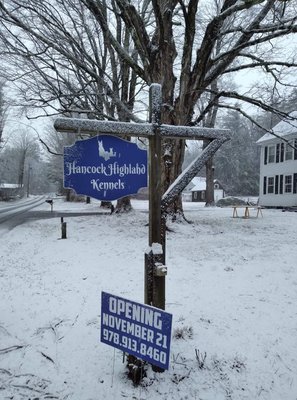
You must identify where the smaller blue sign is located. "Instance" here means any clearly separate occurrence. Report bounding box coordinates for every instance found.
[101,292,172,370]
[64,135,147,201]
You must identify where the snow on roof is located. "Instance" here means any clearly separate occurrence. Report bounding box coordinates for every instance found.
[187,177,223,192]
[257,111,297,144]
[0,183,21,189]
[191,177,206,191]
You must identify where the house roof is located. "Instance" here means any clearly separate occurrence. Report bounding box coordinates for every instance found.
[191,177,206,191]
[189,177,223,192]
[0,183,21,189]
[257,111,297,144]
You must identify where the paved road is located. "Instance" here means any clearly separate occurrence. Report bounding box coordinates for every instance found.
[0,196,46,225]
[0,197,109,230]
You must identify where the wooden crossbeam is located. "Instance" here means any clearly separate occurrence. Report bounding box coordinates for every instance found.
[54,116,229,140]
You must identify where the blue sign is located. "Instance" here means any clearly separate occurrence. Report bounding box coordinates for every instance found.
[101,292,172,370]
[64,135,147,201]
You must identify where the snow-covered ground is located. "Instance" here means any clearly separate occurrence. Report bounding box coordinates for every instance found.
[0,199,296,400]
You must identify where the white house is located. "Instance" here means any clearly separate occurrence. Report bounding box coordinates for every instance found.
[185,177,225,203]
[257,111,297,207]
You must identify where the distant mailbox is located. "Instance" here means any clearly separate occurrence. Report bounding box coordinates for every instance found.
[64,135,147,201]
[101,292,172,370]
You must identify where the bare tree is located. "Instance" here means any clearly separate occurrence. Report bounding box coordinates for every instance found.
[0,0,144,210]
[0,0,296,215]
[0,79,8,149]
[41,123,77,198]
[8,130,40,190]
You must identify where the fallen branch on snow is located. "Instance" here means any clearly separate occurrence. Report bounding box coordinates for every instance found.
[0,345,25,354]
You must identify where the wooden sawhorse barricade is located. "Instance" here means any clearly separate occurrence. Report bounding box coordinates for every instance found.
[232,205,263,219]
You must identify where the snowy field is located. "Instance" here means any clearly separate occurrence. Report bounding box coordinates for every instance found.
[0,199,296,400]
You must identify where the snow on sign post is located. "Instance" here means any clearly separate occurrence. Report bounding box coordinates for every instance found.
[64,135,147,201]
[101,292,172,370]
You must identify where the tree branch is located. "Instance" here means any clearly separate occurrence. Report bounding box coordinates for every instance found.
[115,0,152,75]
[81,0,147,81]
[38,136,63,156]
[194,88,292,127]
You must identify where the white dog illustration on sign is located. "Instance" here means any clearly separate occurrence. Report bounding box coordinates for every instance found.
[98,139,116,161]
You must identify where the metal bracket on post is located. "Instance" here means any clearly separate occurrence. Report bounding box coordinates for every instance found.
[144,242,166,373]
[145,243,166,306]
[154,263,167,277]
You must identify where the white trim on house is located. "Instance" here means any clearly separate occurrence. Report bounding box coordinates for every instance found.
[257,112,297,207]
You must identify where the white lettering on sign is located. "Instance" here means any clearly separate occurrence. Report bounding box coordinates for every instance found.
[101,292,172,369]
[65,161,146,177]
[108,297,163,330]
[102,328,167,364]
[102,313,154,343]
[90,179,125,192]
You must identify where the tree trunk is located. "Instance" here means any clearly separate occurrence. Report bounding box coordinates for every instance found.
[18,152,26,188]
[161,138,185,220]
[203,80,219,206]
[101,201,111,208]
[115,196,132,213]
[205,156,215,206]
[113,26,136,214]
[66,189,71,202]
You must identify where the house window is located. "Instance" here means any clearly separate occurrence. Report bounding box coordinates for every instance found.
[293,174,297,194]
[285,175,292,193]
[267,177,274,193]
[276,143,280,163]
[268,145,275,163]
[280,175,283,194]
[201,191,205,200]
[280,143,284,162]
[285,141,293,161]
[275,175,279,194]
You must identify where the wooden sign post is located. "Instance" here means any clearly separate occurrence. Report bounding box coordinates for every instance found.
[145,85,164,312]
[54,84,230,313]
